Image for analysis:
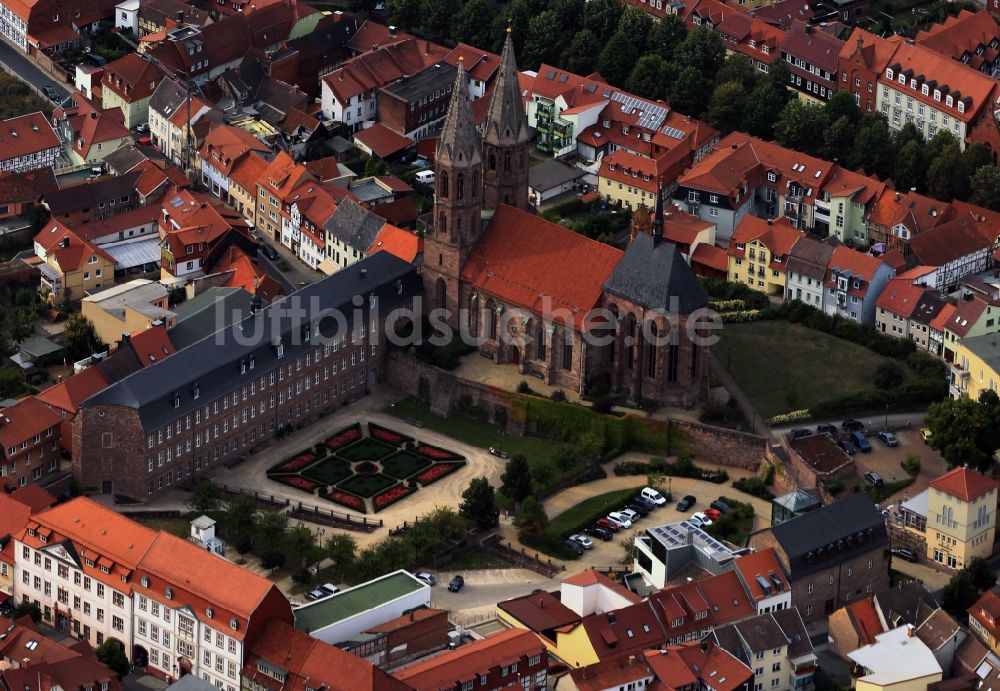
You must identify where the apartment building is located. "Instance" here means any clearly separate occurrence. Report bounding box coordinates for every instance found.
[727,216,805,296]
[875,273,945,345]
[13,498,293,687]
[197,124,270,204]
[255,151,313,242]
[717,14,785,75]
[102,54,167,129]
[822,245,895,324]
[33,219,117,302]
[158,188,253,284]
[781,21,842,104]
[73,252,422,501]
[712,609,817,691]
[924,466,999,569]
[915,10,1000,76]
[838,29,899,114]
[785,234,836,308]
[379,62,458,140]
[0,112,61,173]
[0,396,61,489]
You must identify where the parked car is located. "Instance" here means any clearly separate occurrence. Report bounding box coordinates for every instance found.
[563,539,584,556]
[641,487,667,505]
[414,572,436,586]
[447,575,464,592]
[618,508,640,523]
[606,512,633,529]
[877,431,899,447]
[837,439,856,455]
[791,428,813,439]
[584,525,613,541]
[42,84,60,101]
[676,495,696,511]
[842,419,865,432]
[864,471,884,487]
[259,243,280,261]
[304,584,337,601]
[704,508,722,521]
[568,534,594,550]
[691,511,713,527]
[709,499,731,514]
[852,431,873,453]
[626,499,651,516]
[319,583,339,596]
[920,428,933,444]
[891,547,918,562]
[596,517,620,532]
[816,423,838,435]
[632,495,656,512]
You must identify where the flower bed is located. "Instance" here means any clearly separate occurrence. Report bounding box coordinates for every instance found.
[373,484,414,511]
[355,461,380,475]
[301,457,352,485]
[268,452,317,475]
[324,489,366,512]
[325,423,362,451]
[337,472,397,498]
[368,422,412,446]
[415,462,463,486]
[414,444,464,462]
[337,438,396,462]
[381,450,431,479]
[273,475,319,492]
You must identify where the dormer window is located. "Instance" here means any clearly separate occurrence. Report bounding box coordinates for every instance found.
[141,575,150,587]
[248,356,255,371]
[886,68,894,80]
[897,73,905,84]
[192,383,199,400]
[946,95,954,107]
[121,574,128,583]
[934,90,941,101]
[958,101,966,113]
[165,587,173,599]
[910,78,917,89]
[230,617,239,630]
[100,565,110,574]
[28,528,35,536]
[38,535,47,543]
[922,84,929,96]
[173,393,180,408]
[206,607,214,618]
[768,172,777,182]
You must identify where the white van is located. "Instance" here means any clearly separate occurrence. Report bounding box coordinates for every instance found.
[641,487,666,505]
[415,170,435,184]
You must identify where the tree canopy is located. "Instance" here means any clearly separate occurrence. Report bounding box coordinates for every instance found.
[926,390,1000,472]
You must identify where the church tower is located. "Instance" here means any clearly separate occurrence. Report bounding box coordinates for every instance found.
[482,28,530,211]
[423,58,483,324]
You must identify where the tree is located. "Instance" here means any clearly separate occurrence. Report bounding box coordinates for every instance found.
[459,476,498,528]
[743,82,788,139]
[848,119,896,180]
[614,6,652,51]
[873,361,906,390]
[774,99,828,157]
[452,0,494,49]
[257,510,289,551]
[530,460,555,490]
[971,164,1000,211]
[823,115,856,164]
[647,14,686,62]
[927,139,970,200]
[597,31,642,86]
[385,0,421,31]
[626,55,672,101]
[326,533,357,580]
[522,11,563,70]
[95,638,129,676]
[894,140,926,193]
[669,65,713,118]
[285,524,318,572]
[674,26,724,76]
[501,453,533,503]
[964,142,993,178]
[968,556,997,591]
[941,561,995,618]
[224,493,258,542]
[550,0,585,34]
[894,121,924,151]
[706,81,747,134]
[63,314,106,362]
[12,601,41,623]
[560,29,601,74]
[925,395,993,471]
[420,0,461,42]
[187,479,219,514]
[824,90,861,127]
[582,0,622,44]
[513,496,548,540]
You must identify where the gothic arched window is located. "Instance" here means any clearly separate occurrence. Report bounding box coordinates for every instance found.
[439,171,449,198]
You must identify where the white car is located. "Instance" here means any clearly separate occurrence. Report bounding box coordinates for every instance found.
[414,572,436,586]
[691,511,713,527]
[568,534,594,550]
[619,508,640,523]
[607,512,633,529]
[641,487,667,505]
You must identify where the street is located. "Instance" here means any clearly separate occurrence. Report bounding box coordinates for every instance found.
[769,410,928,438]
[255,233,322,291]
[0,39,69,100]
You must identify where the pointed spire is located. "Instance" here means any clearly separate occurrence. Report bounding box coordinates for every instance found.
[483,29,528,146]
[630,204,651,242]
[652,189,664,242]
[436,57,481,167]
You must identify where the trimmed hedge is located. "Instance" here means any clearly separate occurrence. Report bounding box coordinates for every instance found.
[614,456,729,483]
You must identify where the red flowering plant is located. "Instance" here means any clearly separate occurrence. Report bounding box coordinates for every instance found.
[368,423,412,446]
[355,461,380,475]
[326,490,365,511]
[415,463,461,485]
[325,424,362,451]
[373,485,413,510]
[414,445,462,461]
[269,452,316,475]
[275,475,318,491]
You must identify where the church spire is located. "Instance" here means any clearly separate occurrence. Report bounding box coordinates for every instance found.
[652,188,664,242]
[483,28,528,147]
[436,57,481,169]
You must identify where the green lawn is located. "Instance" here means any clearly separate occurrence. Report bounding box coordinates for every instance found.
[713,321,900,419]
[387,398,562,466]
[302,457,352,485]
[547,487,643,540]
[337,473,397,497]
[337,438,396,462]
[381,451,431,479]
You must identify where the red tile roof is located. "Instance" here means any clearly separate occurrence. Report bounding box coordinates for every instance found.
[230,152,269,193]
[7,484,56,512]
[497,590,581,632]
[0,112,60,163]
[884,40,995,122]
[442,43,501,82]
[930,467,1000,502]
[367,223,420,263]
[661,210,715,247]
[916,11,1000,71]
[909,214,993,267]
[644,641,753,691]
[0,396,61,449]
[304,156,340,181]
[824,245,886,298]
[461,205,622,329]
[394,629,544,690]
[971,589,1000,640]
[876,278,930,319]
[782,20,843,72]
[102,53,166,104]
[129,323,176,367]
[36,365,109,415]
[354,123,413,159]
[570,655,654,691]
[0,495,32,553]
[929,302,957,333]
[213,244,284,302]
[599,150,659,194]
[691,243,729,273]
[200,124,270,176]
[733,548,789,601]
[718,13,786,65]
[323,38,448,104]
[0,167,57,204]
[845,597,884,647]
[728,215,805,270]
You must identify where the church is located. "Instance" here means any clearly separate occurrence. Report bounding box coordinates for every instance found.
[421,31,710,407]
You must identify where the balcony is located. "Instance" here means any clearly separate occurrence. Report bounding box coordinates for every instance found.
[536,101,555,119]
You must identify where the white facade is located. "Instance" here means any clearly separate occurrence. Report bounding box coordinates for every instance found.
[200,160,230,199]
[560,579,636,617]
[0,5,27,50]
[0,143,60,173]
[785,270,826,310]
[115,0,139,33]
[281,205,324,270]
[319,84,376,130]
[876,69,967,148]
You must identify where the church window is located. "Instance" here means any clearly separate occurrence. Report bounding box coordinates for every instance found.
[562,340,573,370]
[667,345,679,383]
[489,154,496,171]
[440,171,449,198]
[537,324,546,360]
[457,173,464,200]
[504,154,511,173]
[646,323,658,379]
[438,212,446,236]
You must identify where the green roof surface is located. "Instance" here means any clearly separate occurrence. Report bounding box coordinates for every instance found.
[293,571,424,632]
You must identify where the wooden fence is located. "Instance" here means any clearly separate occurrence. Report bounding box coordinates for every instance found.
[480,534,565,578]
[289,502,382,532]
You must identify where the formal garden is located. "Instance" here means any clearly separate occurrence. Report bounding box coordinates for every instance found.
[265,422,465,513]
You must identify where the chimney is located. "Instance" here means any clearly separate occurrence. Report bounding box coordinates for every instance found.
[121,332,131,346]
[90,111,97,119]
[910,187,916,193]
[424,40,430,55]
[767,219,773,225]
[538,598,544,608]
[731,143,737,149]
[894,192,900,201]
[360,268,368,278]
[906,624,914,637]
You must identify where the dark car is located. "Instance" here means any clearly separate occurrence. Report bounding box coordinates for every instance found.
[259,243,280,261]
[584,525,614,541]
[816,423,838,435]
[842,419,865,432]
[891,547,918,562]
[563,539,584,556]
[837,439,857,455]
[626,499,652,516]
[864,471,884,487]
[710,499,732,514]
[852,431,873,453]
[676,495,696,511]
[42,85,60,101]
[791,428,813,439]
[632,495,656,512]
[447,575,464,592]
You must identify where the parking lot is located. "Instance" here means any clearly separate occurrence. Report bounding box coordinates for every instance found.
[833,426,947,506]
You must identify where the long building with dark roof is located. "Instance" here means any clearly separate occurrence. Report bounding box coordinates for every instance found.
[72,252,422,501]
[747,493,890,625]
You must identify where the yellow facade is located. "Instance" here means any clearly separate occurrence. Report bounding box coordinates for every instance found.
[926,481,998,569]
[496,608,599,668]
[952,336,1000,400]
[44,253,116,303]
[856,674,942,691]
[728,238,787,295]
[599,175,659,210]
[102,90,152,130]
[229,180,257,226]
[81,292,173,346]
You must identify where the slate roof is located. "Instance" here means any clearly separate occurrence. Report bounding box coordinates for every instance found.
[43,171,142,216]
[481,31,529,148]
[734,614,788,652]
[786,234,837,281]
[875,581,939,629]
[770,607,813,659]
[529,158,584,191]
[763,493,887,577]
[604,233,708,314]
[168,287,253,350]
[82,253,421,429]
[323,199,386,253]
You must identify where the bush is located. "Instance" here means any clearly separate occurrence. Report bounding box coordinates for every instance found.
[261,550,287,570]
[902,453,921,476]
[823,479,845,495]
[592,395,614,414]
[292,568,313,585]
[516,380,531,394]
[874,362,906,390]
[551,389,567,402]
[732,477,774,500]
